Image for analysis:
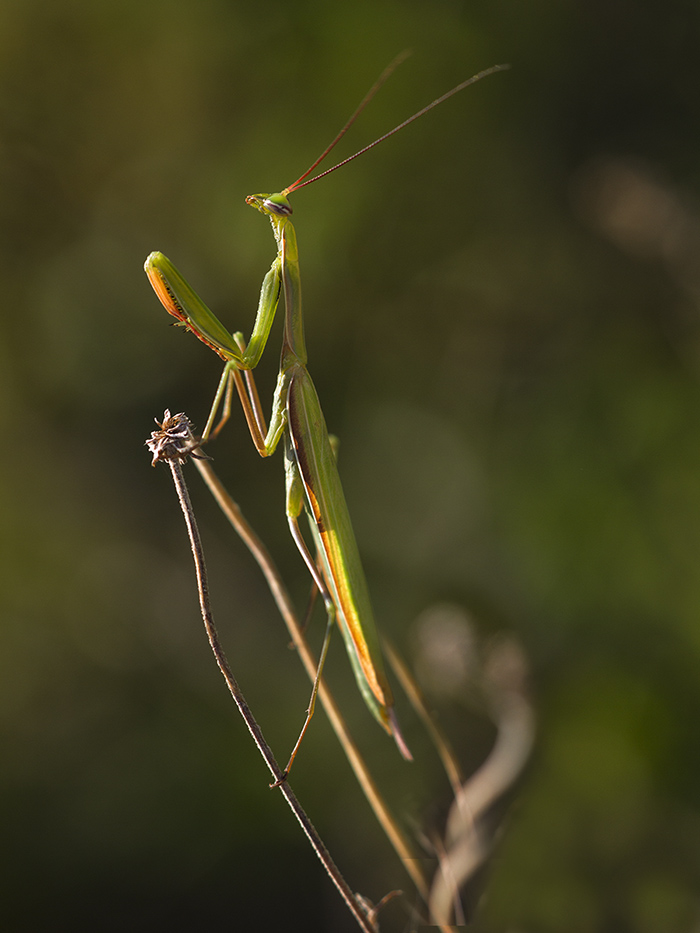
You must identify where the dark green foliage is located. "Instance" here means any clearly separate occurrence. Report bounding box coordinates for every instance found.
[2,1,699,929]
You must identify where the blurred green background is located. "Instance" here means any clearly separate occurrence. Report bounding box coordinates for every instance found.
[2,0,700,929]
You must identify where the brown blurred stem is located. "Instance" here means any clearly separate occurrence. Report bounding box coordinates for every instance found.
[386,636,534,926]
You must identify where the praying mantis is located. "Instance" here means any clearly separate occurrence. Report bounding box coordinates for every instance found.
[145,59,507,776]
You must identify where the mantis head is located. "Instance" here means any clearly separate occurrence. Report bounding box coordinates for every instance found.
[245,192,293,217]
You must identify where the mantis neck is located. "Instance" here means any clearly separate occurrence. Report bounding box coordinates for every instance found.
[273,215,307,370]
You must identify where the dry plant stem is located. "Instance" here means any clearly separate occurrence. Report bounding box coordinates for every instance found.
[386,638,534,929]
[149,415,377,933]
[193,456,431,903]
[430,643,535,926]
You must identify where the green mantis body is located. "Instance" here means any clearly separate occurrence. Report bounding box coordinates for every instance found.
[146,61,507,770]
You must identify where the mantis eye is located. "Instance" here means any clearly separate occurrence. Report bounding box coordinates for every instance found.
[263,194,293,216]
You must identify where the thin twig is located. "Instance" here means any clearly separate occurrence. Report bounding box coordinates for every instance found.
[147,411,378,933]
